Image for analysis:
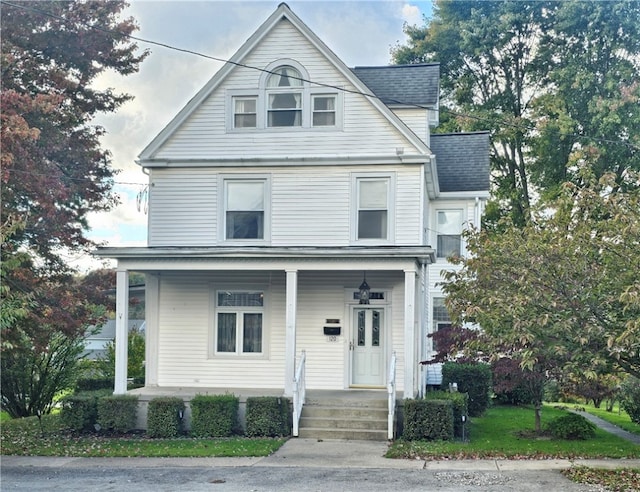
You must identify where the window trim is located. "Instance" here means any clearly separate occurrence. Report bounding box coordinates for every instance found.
[210,288,268,358]
[218,174,271,245]
[435,209,464,259]
[350,172,396,244]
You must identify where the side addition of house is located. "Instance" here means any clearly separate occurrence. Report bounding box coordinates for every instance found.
[97,3,490,437]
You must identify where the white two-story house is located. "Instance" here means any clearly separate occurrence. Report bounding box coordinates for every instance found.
[97,3,489,438]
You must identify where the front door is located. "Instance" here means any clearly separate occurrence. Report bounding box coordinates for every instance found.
[351,307,385,386]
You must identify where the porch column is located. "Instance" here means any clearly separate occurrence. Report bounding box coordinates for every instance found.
[144,273,159,386]
[284,269,298,396]
[114,269,129,395]
[404,269,416,398]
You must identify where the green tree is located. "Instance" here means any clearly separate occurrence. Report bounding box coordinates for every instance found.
[1,1,147,416]
[99,328,146,383]
[393,0,640,225]
[443,172,640,432]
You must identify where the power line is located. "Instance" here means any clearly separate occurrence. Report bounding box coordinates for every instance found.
[2,0,638,152]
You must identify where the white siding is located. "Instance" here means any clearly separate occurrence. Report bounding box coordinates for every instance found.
[148,169,217,246]
[148,165,424,247]
[152,19,420,160]
[156,271,286,388]
[155,270,407,392]
[392,108,428,146]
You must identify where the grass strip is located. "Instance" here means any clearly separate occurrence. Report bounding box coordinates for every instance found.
[1,414,285,457]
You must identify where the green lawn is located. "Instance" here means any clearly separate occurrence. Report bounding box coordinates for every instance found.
[387,404,640,460]
[1,414,285,457]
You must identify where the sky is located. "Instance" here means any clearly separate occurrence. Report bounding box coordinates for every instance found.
[76,0,434,271]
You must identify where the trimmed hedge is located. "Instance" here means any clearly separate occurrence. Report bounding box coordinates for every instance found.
[547,412,596,440]
[147,397,185,438]
[442,362,492,417]
[97,395,138,433]
[245,397,291,437]
[75,377,113,392]
[424,390,468,438]
[403,399,454,441]
[60,390,111,432]
[190,394,239,437]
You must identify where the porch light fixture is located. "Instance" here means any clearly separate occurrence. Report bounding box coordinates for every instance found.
[358,272,371,305]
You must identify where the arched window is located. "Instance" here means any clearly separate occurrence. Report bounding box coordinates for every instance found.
[266,66,303,127]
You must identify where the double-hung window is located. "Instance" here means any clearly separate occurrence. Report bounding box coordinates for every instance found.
[312,94,336,127]
[224,178,268,241]
[215,291,264,355]
[432,297,452,352]
[436,210,463,258]
[356,177,390,240]
[267,66,303,127]
[233,97,257,128]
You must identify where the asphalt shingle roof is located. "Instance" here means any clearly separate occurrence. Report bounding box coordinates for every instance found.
[351,64,440,107]
[430,132,491,192]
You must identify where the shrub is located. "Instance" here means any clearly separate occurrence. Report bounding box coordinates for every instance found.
[75,377,113,392]
[442,362,492,417]
[190,394,239,437]
[1,332,85,418]
[60,390,110,432]
[403,399,454,441]
[97,395,138,433]
[546,412,596,440]
[620,377,640,424]
[424,390,468,438]
[147,397,185,438]
[245,397,291,437]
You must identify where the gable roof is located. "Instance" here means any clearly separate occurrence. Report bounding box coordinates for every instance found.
[351,64,439,108]
[430,132,491,193]
[138,2,431,162]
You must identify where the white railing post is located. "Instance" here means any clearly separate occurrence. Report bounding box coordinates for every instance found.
[292,350,306,437]
[387,351,397,440]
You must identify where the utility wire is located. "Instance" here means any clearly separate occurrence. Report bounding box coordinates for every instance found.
[2,0,639,152]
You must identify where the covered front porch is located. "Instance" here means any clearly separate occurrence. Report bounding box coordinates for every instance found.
[96,245,434,439]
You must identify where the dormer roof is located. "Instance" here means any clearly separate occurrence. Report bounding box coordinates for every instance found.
[351,64,440,108]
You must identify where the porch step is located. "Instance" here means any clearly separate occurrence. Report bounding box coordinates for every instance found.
[297,394,391,441]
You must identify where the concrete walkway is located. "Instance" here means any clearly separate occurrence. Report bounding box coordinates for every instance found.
[569,409,640,445]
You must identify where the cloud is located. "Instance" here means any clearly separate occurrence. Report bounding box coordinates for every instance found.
[401,3,423,26]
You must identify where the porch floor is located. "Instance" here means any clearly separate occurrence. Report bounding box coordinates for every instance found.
[128,386,405,402]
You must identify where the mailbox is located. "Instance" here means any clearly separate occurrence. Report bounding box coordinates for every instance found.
[323,326,341,336]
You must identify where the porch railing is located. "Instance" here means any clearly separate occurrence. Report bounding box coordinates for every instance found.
[292,350,306,437]
[387,351,397,440]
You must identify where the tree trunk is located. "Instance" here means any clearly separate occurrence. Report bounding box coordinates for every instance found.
[534,401,542,434]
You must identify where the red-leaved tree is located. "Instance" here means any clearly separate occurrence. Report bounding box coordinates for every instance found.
[1,1,147,417]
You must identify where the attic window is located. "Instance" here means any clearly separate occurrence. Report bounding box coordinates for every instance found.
[233,97,257,128]
[267,66,303,127]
